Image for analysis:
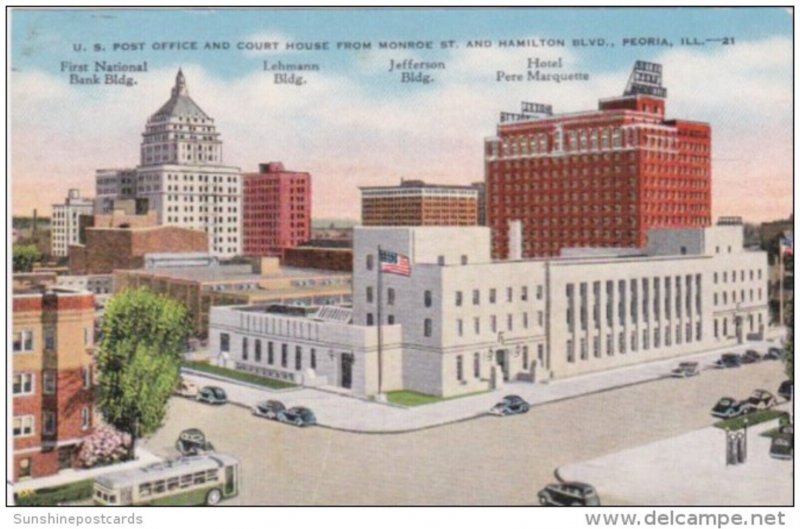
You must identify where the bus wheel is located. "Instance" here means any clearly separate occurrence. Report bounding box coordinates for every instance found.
[206,488,222,505]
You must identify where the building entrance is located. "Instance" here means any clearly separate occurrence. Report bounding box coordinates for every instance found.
[340,353,354,389]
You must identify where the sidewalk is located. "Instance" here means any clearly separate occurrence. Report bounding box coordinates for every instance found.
[10,445,162,494]
[558,404,792,505]
[182,338,785,433]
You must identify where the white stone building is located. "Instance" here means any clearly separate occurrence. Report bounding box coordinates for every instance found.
[210,224,769,398]
[96,70,242,257]
[50,189,94,257]
[95,168,137,214]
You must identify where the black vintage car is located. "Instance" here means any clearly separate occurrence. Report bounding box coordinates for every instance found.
[778,380,793,401]
[711,397,754,419]
[740,350,762,364]
[197,386,228,405]
[713,353,741,369]
[253,400,286,420]
[175,428,215,456]
[490,395,531,416]
[277,406,317,427]
[769,433,793,460]
[538,482,601,506]
[747,389,777,410]
[764,347,785,360]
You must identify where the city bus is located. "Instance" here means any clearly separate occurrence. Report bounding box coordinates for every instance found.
[93,453,239,506]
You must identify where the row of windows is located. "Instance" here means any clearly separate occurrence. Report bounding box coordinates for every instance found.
[13,408,91,438]
[455,312,543,336]
[221,334,318,371]
[713,269,763,283]
[567,322,702,362]
[714,289,763,306]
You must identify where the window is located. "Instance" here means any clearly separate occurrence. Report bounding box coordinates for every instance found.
[567,339,575,363]
[255,340,262,362]
[295,346,302,370]
[366,286,374,303]
[457,319,464,337]
[366,313,374,326]
[387,288,395,305]
[43,411,56,435]
[44,328,56,351]
[491,315,497,333]
[83,367,92,389]
[456,355,464,381]
[473,289,480,305]
[489,289,497,304]
[424,290,432,307]
[473,317,480,335]
[424,318,433,337]
[521,286,528,301]
[366,254,374,270]
[507,287,513,302]
[242,337,249,361]
[13,373,34,395]
[14,415,35,437]
[220,333,230,352]
[43,371,56,394]
[311,348,317,369]
[461,255,468,265]
[437,255,445,266]
[455,291,463,306]
[281,344,288,367]
[13,330,34,353]
[81,407,90,430]
[536,286,543,300]
[522,346,529,369]
[507,314,513,331]
[268,341,274,364]
[473,352,481,378]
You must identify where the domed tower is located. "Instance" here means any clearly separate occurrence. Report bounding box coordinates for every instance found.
[140,69,223,166]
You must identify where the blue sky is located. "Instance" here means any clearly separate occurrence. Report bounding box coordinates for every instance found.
[9,7,793,220]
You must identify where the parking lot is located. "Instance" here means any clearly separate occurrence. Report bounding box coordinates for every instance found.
[143,357,790,505]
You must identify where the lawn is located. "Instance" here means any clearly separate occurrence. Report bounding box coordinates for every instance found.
[15,479,94,506]
[713,409,788,432]
[385,389,488,407]
[183,361,295,390]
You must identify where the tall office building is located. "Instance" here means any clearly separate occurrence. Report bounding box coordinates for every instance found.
[242,162,311,257]
[98,69,242,257]
[486,61,712,258]
[51,189,94,257]
[360,179,479,226]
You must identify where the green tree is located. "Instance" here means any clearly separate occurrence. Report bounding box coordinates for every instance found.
[785,302,793,382]
[97,288,190,459]
[12,244,42,272]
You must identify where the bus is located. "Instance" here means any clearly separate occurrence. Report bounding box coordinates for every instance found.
[93,453,239,506]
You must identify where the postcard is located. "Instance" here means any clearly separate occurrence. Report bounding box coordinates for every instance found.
[7,5,794,519]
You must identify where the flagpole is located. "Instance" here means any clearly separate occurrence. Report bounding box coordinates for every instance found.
[779,241,784,329]
[377,245,383,396]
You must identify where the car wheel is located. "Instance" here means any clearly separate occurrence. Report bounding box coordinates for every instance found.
[266,412,274,420]
[521,405,530,413]
[295,418,303,427]
[206,488,222,505]
[571,502,583,507]
[539,494,550,506]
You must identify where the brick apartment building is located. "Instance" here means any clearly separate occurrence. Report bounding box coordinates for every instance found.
[12,288,96,481]
[243,162,311,257]
[360,179,480,226]
[69,225,208,275]
[486,61,711,258]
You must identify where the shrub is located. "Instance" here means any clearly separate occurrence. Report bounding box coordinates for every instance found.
[76,426,132,468]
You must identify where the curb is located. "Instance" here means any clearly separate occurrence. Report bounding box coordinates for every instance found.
[315,412,491,435]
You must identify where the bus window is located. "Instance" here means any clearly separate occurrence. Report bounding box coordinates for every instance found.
[139,483,152,497]
[154,480,166,494]
[194,471,206,485]
[180,474,193,488]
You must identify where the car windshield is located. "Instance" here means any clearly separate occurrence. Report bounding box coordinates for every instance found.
[211,388,226,398]
[299,410,314,419]
[774,438,790,447]
[717,399,734,407]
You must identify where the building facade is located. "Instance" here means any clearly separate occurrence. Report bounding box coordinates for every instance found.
[360,180,479,226]
[486,62,712,258]
[12,288,96,481]
[51,189,94,257]
[242,162,311,257]
[95,168,137,214]
[97,70,242,257]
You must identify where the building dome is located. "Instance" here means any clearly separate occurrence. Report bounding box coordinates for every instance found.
[150,69,210,121]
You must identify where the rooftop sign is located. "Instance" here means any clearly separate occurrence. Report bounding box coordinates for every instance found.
[623,60,667,98]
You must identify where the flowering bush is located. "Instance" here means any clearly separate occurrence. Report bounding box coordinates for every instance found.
[76,426,131,468]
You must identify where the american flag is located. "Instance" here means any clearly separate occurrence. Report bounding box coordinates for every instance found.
[780,235,793,257]
[379,249,411,276]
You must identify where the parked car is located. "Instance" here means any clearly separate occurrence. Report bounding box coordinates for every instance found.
[740,350,762,364]
[174,378,198,398]
[764,347,784,360]
[489,395,530,416]
[175,428,215,455]
[747,389,777,410]
[670,361,700,378]
[711,397,755,419]
[712,353,741,369]
[769,433,793,460]
[538,482,601,506]
[196,386,227,405]
[277,406,317,427]
[253,400,286,420]
[778,380,793,401]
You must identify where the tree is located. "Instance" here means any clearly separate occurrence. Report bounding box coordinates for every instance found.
[96,288,190,459]
[13,244,42,272]
[785,302,793,382]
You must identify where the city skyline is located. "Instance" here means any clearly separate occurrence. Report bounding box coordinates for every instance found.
[10,8,792,222]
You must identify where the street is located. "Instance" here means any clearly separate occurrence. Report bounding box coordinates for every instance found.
[143,360,789,505]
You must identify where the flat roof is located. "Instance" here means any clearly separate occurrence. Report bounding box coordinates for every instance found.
[121,264,349,283]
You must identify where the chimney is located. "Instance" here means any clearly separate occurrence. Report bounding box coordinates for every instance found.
[508,220,522,260]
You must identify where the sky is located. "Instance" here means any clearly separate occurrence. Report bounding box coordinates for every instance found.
[8,7,794,222]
